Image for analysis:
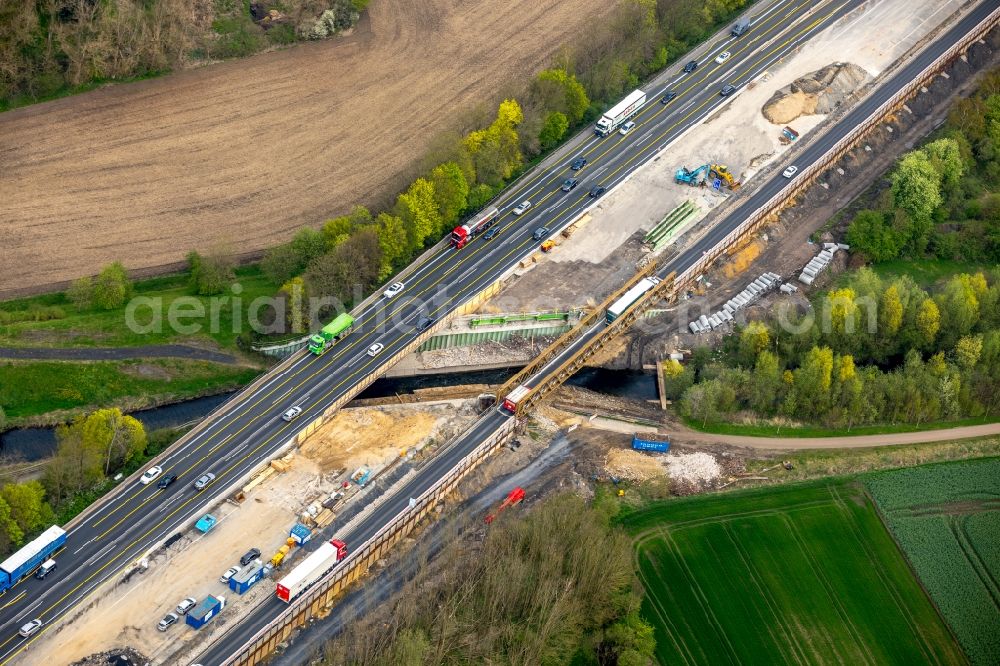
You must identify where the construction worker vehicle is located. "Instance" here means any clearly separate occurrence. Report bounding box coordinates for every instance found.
[709,164,740,189]
[485,487,526,524]
[675,164,710,186]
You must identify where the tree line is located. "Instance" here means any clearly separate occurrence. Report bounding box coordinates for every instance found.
[847,68,1000,263]
[0,0,371,109]
[668,269,1000,430]
[317,493,655,666]
[0,408,147,558]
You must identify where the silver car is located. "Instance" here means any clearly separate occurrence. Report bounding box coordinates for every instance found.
[193,472,215,491]
[157,612,179,631]
[18,619,42,638]
[175,597,197,615]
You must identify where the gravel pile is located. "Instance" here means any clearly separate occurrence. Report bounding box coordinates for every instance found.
[665,452,722,484]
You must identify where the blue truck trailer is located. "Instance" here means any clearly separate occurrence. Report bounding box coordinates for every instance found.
[186,595,226,629]
[632,434,670,453]
[0,526,66,594]
[229,562,266,595]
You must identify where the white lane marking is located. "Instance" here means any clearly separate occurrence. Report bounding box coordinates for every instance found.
[71,539,94,555]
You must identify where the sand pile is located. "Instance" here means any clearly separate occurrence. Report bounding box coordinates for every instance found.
[605,448,667,482]
[762,62,871,124]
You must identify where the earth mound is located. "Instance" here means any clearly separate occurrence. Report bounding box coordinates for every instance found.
[763,62,871,124]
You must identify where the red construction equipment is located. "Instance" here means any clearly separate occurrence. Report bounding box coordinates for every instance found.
[484,487,526,524]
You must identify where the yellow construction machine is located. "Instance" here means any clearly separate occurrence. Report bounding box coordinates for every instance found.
[709,164,740,189]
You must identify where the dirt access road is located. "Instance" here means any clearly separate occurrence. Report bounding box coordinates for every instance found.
[671,423,1000,449]
[0,0,613,297]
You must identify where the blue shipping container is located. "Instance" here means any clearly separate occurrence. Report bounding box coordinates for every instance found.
[631,434,670,453]
[0,526,67,593]
[289,523,312,545]
[186,595,225,629]
[229,563,266,595]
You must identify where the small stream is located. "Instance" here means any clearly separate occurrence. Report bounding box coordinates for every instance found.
[0,368,657,462]
[0,392,235,462]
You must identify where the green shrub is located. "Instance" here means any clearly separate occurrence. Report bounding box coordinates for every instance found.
[266,23,297,45]
[211,16,266,59]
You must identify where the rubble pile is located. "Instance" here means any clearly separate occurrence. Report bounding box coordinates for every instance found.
[665,452,722,484]
[604,449,724,486]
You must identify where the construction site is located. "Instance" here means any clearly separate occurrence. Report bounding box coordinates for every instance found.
[29,0,1000,663]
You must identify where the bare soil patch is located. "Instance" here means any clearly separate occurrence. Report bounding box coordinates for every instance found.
[0,0,613,297]
[299,401,477,472]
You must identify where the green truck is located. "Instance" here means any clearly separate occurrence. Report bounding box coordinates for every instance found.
[308,313,354,355]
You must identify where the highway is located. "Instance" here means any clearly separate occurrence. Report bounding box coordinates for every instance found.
[0,0,922,661]
[195,2,1000,662]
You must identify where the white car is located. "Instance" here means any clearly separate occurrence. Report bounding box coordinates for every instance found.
[715,51,731,64]
[175,597,197,615]
[512,200,532,216]
[619,121,636,136]
[18,619,42,638]
[383,282,405,299]
[220,566,241,583]
[282,406,303,422]
[367,343,385,357]
[139,465,162,485]
[782,165,799,178]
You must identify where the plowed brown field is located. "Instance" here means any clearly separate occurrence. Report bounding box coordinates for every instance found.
[0,0,612,297]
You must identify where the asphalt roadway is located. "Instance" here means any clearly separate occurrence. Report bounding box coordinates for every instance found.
[0,0,949,661]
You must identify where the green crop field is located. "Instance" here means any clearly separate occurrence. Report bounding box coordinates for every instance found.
[866,458,1000,665]
[621,481,965,666]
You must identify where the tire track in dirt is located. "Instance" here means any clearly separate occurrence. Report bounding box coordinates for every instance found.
[0,0,615,296]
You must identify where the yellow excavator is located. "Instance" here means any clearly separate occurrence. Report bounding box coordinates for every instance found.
[709,164,740,189]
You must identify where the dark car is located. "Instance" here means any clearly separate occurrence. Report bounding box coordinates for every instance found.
[660,91,677,104]
[588,185,606,198]
[157,473,178,489]
[240,548,261,566]
[417,316,436,331]
[560,178,579,192]
[532,227,550,241]
[570,157,587,170]
[483,226,501,241]
[720,84,737,97]
[683,60,698,73]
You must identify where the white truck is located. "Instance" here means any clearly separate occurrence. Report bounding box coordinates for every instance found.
[594,89,646,136]
[275,539,347,603]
